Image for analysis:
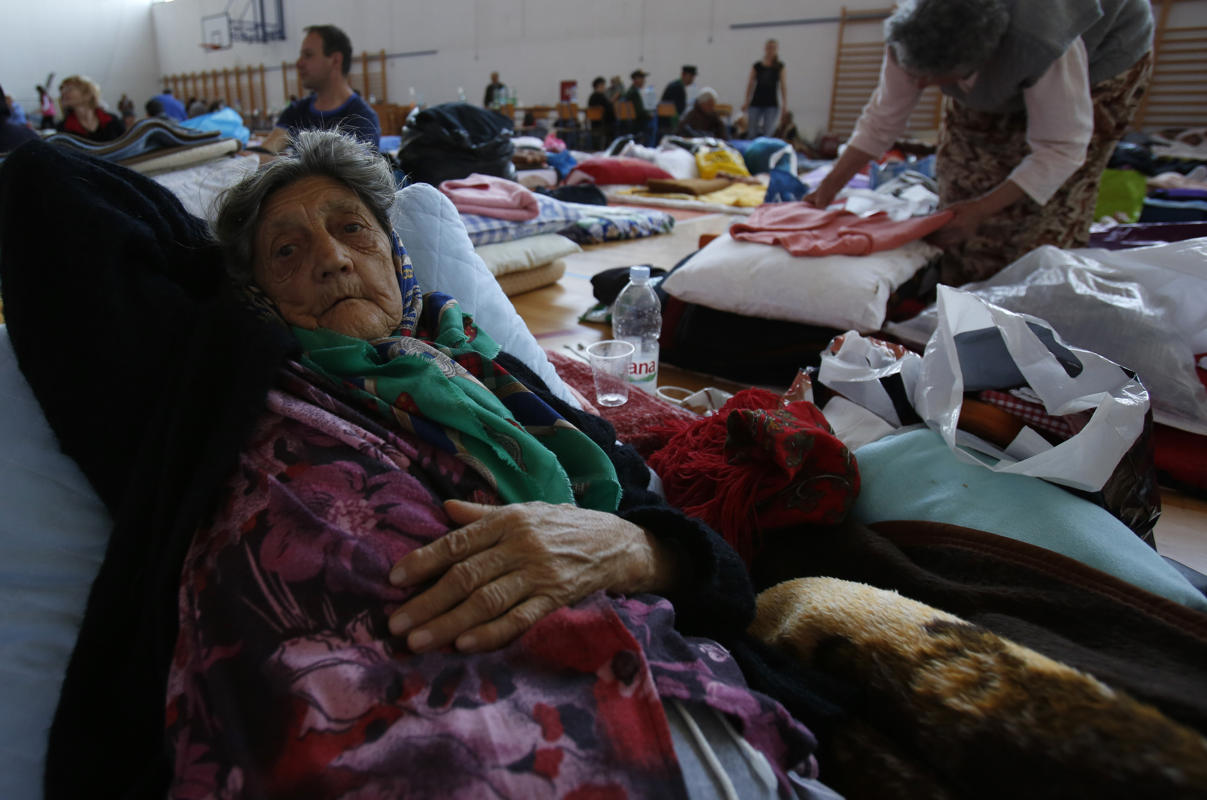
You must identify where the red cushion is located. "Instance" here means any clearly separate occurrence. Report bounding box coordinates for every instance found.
[568,156,673,186]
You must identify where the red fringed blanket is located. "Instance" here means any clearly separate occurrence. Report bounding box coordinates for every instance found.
[648,389,860,566]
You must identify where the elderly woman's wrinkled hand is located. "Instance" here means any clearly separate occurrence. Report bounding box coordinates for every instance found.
[387,500,678,654]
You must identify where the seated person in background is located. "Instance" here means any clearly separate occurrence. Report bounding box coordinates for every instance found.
[660,64,697,116]
[483,70,506,107]
[150,88,187,122]
[676,87,728,140]
[5,129,820,797]
[144,98,169,121]
[117,93,136,128]
[36,84,56,129]
[260,24,380,153]
[0,87,38,152]
[606,75,625,103]
[5,93,28,126]
[624,69,652,141]
[775,109,800,145]
[187,96,208,117]
[57,75,125,142]
[586,75,615,145]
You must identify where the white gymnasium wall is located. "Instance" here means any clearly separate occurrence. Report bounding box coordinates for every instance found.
[8,2,1207,134]
[150,0,894,135]
[3,0,160,118]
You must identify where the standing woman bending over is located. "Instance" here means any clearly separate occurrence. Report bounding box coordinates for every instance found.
[743,39,788,139]
[806,0,1153,285]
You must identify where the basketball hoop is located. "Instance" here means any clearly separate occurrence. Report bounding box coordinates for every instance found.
[199,42,223,51]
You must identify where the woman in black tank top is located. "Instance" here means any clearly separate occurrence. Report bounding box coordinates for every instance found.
[743,39,787,138]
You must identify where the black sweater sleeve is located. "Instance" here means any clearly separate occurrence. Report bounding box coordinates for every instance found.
[494,351,756,638]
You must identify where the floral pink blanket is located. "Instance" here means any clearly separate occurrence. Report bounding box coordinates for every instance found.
[165,367,814,799]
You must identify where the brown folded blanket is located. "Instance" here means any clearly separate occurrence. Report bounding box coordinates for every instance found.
[752,576,1207,800]
[645,177,732,195]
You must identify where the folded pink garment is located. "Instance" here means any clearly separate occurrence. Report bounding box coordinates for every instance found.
[730,202,953,256]
[439,173,540,221]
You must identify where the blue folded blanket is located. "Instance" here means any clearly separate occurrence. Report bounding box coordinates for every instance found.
[852,428,1207,611]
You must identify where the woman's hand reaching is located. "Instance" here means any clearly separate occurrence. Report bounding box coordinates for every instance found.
[387,500,678,654]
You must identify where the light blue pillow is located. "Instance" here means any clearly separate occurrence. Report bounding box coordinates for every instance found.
[390,183,579,408]
[853,427,1207,611]
[0,326,112,800]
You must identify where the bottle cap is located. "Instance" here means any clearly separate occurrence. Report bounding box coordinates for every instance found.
[629,265,650,283]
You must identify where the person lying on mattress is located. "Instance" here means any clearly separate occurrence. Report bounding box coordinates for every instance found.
[0,130,830,800]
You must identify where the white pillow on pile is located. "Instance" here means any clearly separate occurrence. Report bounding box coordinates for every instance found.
[474,233,582,277]
[653,147,698,180]
[661,233,938,332]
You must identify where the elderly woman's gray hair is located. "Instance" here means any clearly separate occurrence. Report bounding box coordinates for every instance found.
[214,129,396,283]
[885,0,1010,77]
[696,87,718,105]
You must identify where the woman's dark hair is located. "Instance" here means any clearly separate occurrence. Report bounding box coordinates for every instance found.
[214,130,396,284]
[305,24,354,76]
[886,0,1010,76]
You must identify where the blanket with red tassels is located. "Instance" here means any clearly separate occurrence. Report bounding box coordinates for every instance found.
[648,389,860,566]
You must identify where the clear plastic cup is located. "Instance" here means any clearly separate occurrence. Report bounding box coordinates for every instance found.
[585,340,635,407]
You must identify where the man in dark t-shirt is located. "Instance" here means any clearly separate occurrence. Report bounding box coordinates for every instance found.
[261,24,380,153]
[660,65,696,116]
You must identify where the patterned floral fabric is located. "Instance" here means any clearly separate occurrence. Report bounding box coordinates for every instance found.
[459,194,587,246]
[560,206,676,246]
[165,365,816,799]
[936,52,1153,285]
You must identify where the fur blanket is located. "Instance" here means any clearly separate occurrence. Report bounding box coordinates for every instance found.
[752,576,1207,799]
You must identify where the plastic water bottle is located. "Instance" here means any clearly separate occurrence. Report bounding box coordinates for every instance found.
[612,266,662,394]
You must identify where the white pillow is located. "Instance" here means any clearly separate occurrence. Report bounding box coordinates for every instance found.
[389,183,579,407]
[653,147,699,180]
[474,234,582,277]
[662,233,938,332]
[153,153,259,223]
[0,326,112,800]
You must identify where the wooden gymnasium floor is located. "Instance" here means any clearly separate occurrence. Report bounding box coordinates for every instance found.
[508,212,1207,575]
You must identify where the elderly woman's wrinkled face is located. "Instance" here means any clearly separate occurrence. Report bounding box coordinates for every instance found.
[253,176,403,340]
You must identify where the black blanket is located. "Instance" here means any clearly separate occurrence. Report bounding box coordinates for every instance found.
[0,141,298,797]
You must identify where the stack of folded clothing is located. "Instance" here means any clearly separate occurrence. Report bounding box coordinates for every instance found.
[439,173,582,295]
[658,203,951,385]
[30,118,239,175]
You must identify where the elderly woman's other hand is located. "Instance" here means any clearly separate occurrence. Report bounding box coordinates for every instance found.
[388,500,679,653]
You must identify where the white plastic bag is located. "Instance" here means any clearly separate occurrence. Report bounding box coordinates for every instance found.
[913,286,1150,492]
[817,333,922,427]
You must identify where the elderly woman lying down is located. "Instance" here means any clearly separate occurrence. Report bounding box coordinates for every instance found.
[0,132,830,799]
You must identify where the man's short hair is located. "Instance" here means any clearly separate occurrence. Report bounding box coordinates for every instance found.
[305,24,354,76]
[592,76,606,88]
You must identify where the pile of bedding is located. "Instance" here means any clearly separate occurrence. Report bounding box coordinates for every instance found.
[657,201,950,385]
[1097,130,1207,224]
[0,117,241,175]
[444,171,674,272]
[887,237,1207,493]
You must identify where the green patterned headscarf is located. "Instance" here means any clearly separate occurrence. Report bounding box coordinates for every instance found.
[293,288,620,512]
